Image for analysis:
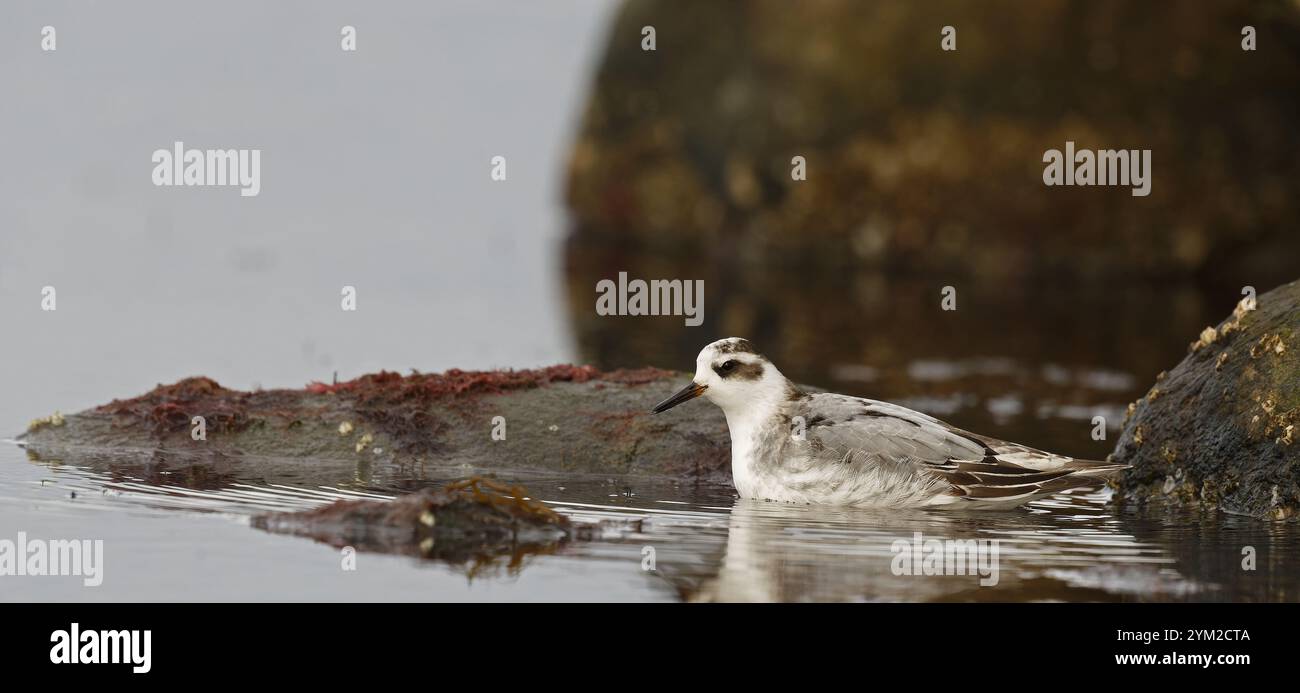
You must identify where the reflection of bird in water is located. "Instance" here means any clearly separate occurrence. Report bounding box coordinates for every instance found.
[686,501,981,603]
[654,338,1127,509]
[683,496,1175,603]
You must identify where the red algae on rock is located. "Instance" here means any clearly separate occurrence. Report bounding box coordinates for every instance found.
[306,365,602,397]
[312,365,644,457]
[597,367,678,385]
[95,376,253,436]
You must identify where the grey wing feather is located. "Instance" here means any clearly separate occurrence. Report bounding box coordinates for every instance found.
[798,395,986,466]
[797,394,1127,504]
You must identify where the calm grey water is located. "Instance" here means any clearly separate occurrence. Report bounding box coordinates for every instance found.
[2,1,1297,602]
[4,441,1298,602]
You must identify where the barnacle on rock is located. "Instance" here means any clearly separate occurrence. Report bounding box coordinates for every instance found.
[355,432,374,454]
[1190,326,1218,352]
[1160,441,1178,464]
[27,411,65,432]
[1251,333,1286,359]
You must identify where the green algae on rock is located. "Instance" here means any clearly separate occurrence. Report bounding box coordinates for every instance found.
[1112,280,1300,519]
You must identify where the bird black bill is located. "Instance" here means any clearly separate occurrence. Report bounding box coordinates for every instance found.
[651,382,707,413]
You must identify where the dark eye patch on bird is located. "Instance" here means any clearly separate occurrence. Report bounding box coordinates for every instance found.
[717,361,764,380]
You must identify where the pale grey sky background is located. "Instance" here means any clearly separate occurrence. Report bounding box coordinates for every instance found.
[0,0,616,433]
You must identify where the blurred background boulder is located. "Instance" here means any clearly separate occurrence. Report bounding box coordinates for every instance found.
[565,0,1300,283]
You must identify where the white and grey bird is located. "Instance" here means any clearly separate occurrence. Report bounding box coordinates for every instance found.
[652,338,1127,509]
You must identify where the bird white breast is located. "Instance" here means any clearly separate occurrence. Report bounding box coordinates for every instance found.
[727,413,825,504]
[727,419,763,499]
[726,408,949,507]
[727,408,788,501]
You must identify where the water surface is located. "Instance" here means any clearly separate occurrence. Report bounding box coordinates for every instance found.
[4,438,1295,602]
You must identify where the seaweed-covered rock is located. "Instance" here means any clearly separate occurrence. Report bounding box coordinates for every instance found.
[253,477,579,575]
[1112,280,1300,519]
[566,0,1300,284]
[17,365,733,482]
